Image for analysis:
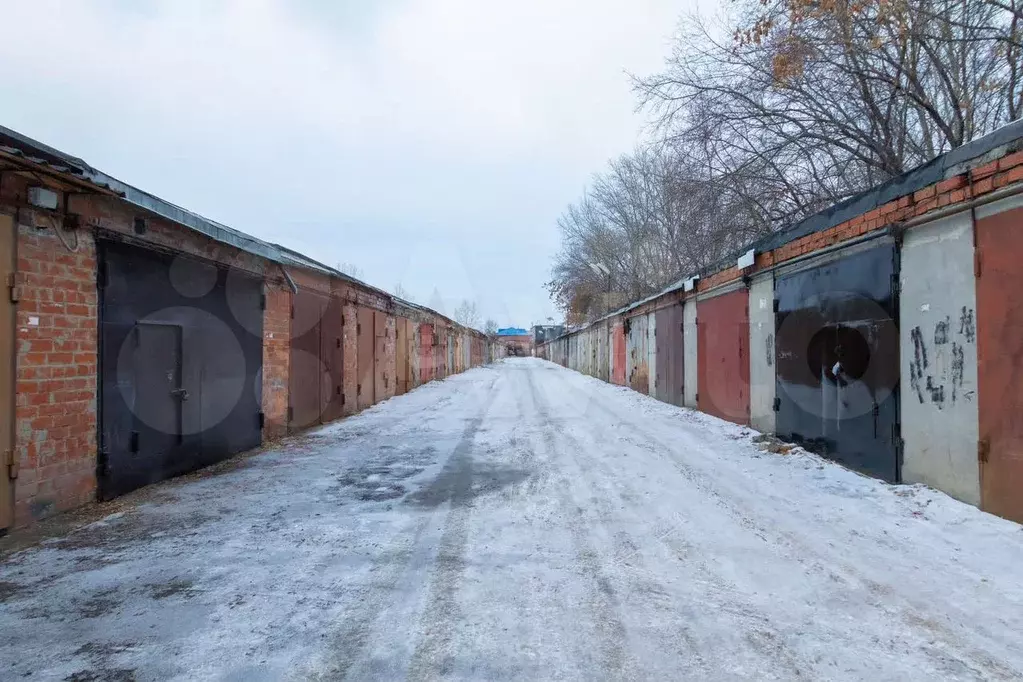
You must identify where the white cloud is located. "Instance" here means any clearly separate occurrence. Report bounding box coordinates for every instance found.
[0,0,691,324]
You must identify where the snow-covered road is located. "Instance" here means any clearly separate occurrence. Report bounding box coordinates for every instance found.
[2,358,1023,681]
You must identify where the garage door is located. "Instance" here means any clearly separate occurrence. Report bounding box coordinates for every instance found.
[98,240,263,499]
[774,238,900,482]
[697,287,750,425]
[655,304,684,407]
[288,289,343,432]
[975,198,1023,522]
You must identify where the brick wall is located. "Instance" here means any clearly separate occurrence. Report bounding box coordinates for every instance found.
[341,298,359,416]
[14,222,99,525]
[261,281,291,440]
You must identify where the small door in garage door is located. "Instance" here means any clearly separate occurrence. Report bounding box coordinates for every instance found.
[135,322,184,458]
[697,288,750,425]
[0,214,15,532]
[774,238,899,482]
[975,200,1023,522]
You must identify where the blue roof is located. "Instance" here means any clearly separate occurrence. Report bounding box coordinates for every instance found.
[497,328,529,336]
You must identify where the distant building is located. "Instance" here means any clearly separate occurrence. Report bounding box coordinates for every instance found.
[496,328,533,356]
[532,325,565,346]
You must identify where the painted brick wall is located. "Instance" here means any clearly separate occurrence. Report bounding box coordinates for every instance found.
[261,282,291,440]
[14,223,98,525]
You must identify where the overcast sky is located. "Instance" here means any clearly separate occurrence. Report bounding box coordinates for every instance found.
[0,0,696,327]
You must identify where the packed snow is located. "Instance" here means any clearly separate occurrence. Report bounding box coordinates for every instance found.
[0,357,1021,681]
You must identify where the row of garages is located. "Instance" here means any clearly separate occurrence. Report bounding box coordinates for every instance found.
[539,120,1023,525]
[0,125,501,531]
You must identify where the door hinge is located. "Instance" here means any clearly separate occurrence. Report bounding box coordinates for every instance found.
[130,431,140,453]
[258,412,265,429]
[340,393,346,405]
[7,273,21,303]
[259,293,266,310]
[357,383,362,396]
[974,251,982,278]
[773,299,780,313]
[341,314,345,327]
[695,392,699,403]
[773,397,781,411]
[357,323,362,335]
[978,438,990,463]
[287,406,294,422]
[4,449,17,479]
[290,304,295,319]
[336,337,341,349]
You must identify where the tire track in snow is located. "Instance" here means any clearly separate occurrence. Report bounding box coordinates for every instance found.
[406,378,500,681]
[526,366,813,680]
[521,366,636,681]
[550,365,1021,680]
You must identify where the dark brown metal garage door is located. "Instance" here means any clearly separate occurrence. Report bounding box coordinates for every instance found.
[976,203,1023,523]
[288,290,343,432]
[655,304,684,407]
[0,213,14,532]
[697,288,750,425]
[357,306,375,409]
[98,239,264,499]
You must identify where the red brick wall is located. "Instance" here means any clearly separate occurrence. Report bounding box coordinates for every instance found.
[261,282,291,440]
[14,222,98,525]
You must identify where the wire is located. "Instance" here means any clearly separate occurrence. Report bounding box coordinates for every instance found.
[47,213,79,253]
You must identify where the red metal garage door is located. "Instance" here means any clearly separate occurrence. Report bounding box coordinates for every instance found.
[976,202,1023,523]
[698,287,750,425]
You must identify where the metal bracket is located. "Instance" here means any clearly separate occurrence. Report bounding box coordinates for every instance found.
[4,450,17,480]
[7,273,21,303]
[978,438,990,463]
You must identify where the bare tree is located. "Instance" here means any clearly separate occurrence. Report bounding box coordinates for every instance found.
[336,262,365,280]
[453,299,481,329]
[549,0,1022,323]
[484,318,499,336]
[392,283,414,302]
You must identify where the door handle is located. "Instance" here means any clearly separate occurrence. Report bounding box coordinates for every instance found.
[171,388,189,401]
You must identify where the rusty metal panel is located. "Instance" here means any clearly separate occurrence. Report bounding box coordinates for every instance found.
[683,300,698,407]
[356,306,374,409]
[627,314,649,392]
[374,311,388,402]
[900,211,979,505]
[98,239,263,499]
[655,304,684,406]
[749,273,776,433]
[976,197,1023,522]
[396,317,409,395]
[697,287,750,425]
[289,288,327,432]
[775,239,899,481]
[0,214,13,531]
[612,323,626,385]
[320,296,343,423]
[647,312,657,395]
[419,323,434,383]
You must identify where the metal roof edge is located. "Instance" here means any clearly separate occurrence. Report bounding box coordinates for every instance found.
[539,119,1023,346]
